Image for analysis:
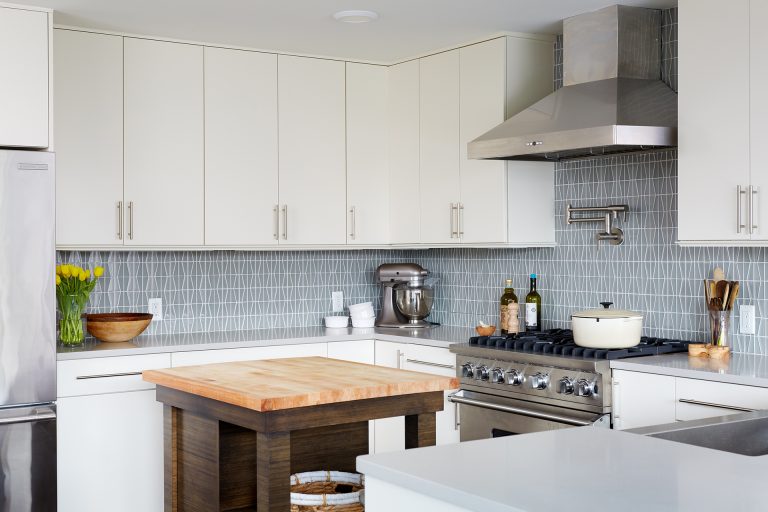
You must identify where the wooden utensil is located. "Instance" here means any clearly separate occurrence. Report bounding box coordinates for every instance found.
[704,279,711,304]
[713,267,725,282]
[714,280,728,305]
[726,281,740,311]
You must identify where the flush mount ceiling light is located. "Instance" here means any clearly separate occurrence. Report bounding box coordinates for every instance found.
[333,10,379,23]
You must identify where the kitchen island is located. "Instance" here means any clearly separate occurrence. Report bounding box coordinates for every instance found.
[143,356,458,511]
[357,426,768,512]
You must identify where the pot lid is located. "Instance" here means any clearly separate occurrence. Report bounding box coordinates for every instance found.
[572,302,643,320]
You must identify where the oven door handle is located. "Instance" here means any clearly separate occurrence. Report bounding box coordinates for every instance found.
[447,391,593,427]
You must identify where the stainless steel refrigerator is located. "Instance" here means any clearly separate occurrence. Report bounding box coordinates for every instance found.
[0,149,56,511]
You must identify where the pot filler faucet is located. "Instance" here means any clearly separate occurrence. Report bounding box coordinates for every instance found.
[566,204,629,245]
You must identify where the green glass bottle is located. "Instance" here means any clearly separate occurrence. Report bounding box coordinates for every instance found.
[525,274,542,332]
[499,279,519,335]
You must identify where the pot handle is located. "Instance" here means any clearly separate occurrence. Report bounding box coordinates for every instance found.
[600,302,613,309]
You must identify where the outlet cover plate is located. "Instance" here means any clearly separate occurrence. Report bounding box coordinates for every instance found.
[332,291,344,313]
[740,304,755,335]
[148,298,163,321]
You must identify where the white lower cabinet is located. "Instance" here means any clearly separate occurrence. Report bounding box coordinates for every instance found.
[675,377,768,421]
[328,340,376,453]
[374,341,459,453]
[171,342,327,366]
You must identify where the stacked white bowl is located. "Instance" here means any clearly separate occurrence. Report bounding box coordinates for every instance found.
[348,302,375,328]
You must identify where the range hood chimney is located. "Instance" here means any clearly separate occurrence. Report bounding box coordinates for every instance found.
[468,5,677,161]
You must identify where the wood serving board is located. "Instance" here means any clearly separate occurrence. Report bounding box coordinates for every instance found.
[143,356,459,412]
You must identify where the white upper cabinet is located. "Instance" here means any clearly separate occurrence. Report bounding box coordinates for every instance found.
[749,0,768,241]
[388,60,421,245]
[204,47,279,246]
[420,50,461,245]
[346,63,390,245]
[459,39,507,244]
[0,6,49,148]
[124,38,204,246]
[278,55,347,245]
[54,30,124,247]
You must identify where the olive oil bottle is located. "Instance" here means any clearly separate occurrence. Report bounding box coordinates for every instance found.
[525,274,542,332]
[500,279,519,335]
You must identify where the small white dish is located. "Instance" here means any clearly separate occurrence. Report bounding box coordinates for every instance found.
[348,302,374,315]
[351,316,375,328]
[324,315,350,328]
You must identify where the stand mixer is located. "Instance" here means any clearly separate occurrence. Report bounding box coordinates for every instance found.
[375,263,435,328]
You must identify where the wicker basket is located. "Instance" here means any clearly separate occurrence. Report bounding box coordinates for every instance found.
[290,471,364,512]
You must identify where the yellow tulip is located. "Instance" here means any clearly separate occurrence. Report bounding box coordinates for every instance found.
[56,265,62,275]
[56,275,61,285]
[78,271,87,282]
[84,269,91,279]
[71,267,80,279]
[61,265,71,278]
[94,266,104,278]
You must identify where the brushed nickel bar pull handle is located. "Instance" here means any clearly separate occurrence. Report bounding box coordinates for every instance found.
[116,201,123,240]
[349,206,356,240]
[678,398,756,413]
[737,186,746,233]
[273,205,279,241]
[458,203,464,238]
[396,349,403,369]
[449,203,456,238]
[454,397,460,430]
[405,358,455,370]
[447,392,593,426]
[281,205,288,241]
[0,411,57,425]
[127,201,134,241]
[751,186,759,234]
[76,371,143,380]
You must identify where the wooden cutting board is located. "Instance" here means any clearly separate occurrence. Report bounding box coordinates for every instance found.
[143,356,459,412]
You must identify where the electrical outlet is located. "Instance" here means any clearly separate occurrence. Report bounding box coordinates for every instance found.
[740,304,755,335]
[332,291,344,313]
[148,298,163,321]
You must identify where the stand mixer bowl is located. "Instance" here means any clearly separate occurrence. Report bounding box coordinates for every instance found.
[394,284,434,324]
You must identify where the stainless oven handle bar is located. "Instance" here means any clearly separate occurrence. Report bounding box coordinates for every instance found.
[447,392,592,427]
[0,411,57,425]
[678,398,756,413]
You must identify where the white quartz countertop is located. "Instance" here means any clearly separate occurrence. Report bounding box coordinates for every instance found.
[611,352,768,387]
[56,325,475,360]
[357,427,768,512]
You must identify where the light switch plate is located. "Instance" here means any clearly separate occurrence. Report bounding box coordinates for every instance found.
[740,304,755,335]
[148,297,163,321]
[332,291,344,313]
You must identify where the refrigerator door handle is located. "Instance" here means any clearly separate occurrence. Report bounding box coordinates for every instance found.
[0,408,56,425]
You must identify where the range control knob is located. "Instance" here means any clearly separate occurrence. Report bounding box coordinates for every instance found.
[557,377,575,395]
[461,363,475,379]
[529,372,550,390]
[576,378,599,398]
[506,369,524,386]
[476,365,490,381]
[491,367,506,384]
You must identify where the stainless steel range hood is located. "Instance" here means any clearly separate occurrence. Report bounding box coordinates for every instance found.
[468,5,677,161]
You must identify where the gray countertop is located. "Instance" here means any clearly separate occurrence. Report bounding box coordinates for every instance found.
[611,352,768,387]
[56,325,476,360]
[356,427,768,512]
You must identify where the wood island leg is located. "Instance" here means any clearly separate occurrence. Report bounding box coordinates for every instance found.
[164,406,178,512]
[256,431,291,512]
[404,412,437,449]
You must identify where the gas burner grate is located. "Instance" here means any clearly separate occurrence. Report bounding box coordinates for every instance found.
[469,329,691,360]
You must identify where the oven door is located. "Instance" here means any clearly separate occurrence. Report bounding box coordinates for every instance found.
[449,390,609,442]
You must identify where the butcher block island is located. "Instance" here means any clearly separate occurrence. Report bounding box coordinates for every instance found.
[143,356,458,512]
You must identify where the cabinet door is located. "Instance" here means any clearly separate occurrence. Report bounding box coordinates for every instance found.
[54,30,124,247]
[373,341,409,453]
[676,377,768,421]
[58,390,164,512]
[402,344,459,445]
[750,0,768,240]
[124,38,204,246]
[0,7,48,148]
[171,342,327,366]
[388,61,421,244]
[678,0,751,242]
[459,39,507,244]
[346,63,389,245]
[419,50,461,244]
[278,56,346,245]
[204,47,278,246]
[328,340,376,453]
[612,370,676,430]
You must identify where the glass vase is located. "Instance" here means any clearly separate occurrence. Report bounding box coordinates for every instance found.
[709,309,731,348]
[58,293,85,345]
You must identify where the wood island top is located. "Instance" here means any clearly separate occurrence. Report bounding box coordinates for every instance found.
[143,356,459,412]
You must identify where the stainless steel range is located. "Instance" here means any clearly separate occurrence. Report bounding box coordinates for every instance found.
[449,330,690,441]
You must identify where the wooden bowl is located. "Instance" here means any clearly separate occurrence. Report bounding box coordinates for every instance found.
[475,325,496,336]
[85,313,153,342]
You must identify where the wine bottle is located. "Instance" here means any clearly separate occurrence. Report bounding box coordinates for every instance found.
[525,274,542,332]
[499,279,519,335]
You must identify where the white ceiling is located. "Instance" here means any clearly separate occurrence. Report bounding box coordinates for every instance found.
[17,0,677,63]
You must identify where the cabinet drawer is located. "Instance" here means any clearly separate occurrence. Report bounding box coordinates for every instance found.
[171,342,327,367]
[57,354,171,397]
[403,344,456,377]
[676,377,768,421]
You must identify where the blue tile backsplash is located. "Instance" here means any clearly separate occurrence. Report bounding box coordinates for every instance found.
[60,8,768,355]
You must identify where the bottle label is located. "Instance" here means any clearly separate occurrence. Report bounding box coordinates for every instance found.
[501,303,520,334]
[500,305,510,331]
[525,303,538,327]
